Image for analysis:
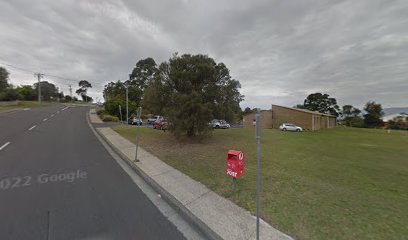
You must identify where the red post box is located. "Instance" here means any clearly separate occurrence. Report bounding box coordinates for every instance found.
[226,150,246,178]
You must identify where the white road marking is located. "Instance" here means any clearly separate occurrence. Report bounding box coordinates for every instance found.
[23,108,30,111]
[56,111,60,114]
[0,142,10,151]
[61,107,68,111]
[43,118,48,122]
[50,114,54,117]
[28,125,37,131]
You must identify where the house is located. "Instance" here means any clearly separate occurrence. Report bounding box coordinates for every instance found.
[242,104,337,130]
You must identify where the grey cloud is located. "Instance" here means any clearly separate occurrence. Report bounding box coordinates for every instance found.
[0,0,407,109]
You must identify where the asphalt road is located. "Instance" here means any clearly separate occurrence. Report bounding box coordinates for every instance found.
[0,104,186,240]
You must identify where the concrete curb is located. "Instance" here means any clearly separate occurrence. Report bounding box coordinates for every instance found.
[86,112,221,240]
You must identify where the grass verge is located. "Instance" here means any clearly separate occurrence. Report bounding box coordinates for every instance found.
[0,101,49,112]
[113,126,408,240]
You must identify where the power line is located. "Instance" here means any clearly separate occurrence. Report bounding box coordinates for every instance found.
[0,61,80,84]
[0,60,101,100]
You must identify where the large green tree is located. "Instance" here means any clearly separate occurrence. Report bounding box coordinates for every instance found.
[33,81,59,101]
[363,101,384,128]
[16,85,36,100]
[76,80,92,102]
[147,54,243,137]
[142,78,166,115]
[341,105,363,127]
[129,57,158,91]
[0,67,10,91]
[243,107,253,115]
[0,88,21,101]
[103,79,142,117]
[103,80,143,115]
[303,93,340,116]
[342,105,353,117]
[103,80,126,101]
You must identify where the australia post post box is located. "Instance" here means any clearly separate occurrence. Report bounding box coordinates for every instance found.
[226,150,246,178]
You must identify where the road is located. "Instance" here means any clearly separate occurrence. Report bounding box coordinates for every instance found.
[0,104,186,240]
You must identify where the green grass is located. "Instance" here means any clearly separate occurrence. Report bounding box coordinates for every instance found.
[113,126,408,240]
[0,101,49,112]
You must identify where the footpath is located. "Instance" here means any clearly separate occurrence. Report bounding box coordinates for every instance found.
[90,110,293,240]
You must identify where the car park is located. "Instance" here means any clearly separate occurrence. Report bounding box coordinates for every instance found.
[210,119,230,129]
[128,117,143,125]
[153,118,168,131]
[279,123,303,132]
[147,115,161,124]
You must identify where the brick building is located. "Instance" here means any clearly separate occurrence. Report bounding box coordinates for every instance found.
[271,105,336,130]
[243,105,337,130]
[242,110,272,129]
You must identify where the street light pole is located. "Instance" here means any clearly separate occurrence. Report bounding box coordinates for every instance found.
[135,107,142,162]
[119,105,123,124]
[126,86,129,125]
[256,108,261,240]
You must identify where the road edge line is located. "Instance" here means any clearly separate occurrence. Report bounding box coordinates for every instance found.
[85,111,222,240]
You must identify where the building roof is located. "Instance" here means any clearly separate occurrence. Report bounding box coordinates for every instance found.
[272,104,336,117]
[242,109,271,116]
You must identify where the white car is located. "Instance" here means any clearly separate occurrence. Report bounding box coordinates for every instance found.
[279,123,303,132]
[147,115,162,124]
[210,119,230,129]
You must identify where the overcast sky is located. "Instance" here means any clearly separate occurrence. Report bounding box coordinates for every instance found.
[1,0,407,109]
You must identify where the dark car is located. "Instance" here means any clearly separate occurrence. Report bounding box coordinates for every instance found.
[128,117,143,125]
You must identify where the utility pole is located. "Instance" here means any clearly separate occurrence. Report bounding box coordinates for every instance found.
[69,85,72,104]
[34,73,44,103]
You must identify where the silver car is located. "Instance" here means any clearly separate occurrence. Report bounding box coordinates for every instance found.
[279,123,303,132]
[210,119,230,129]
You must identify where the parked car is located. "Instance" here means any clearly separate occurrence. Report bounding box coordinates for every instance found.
[128,117,143,125]
[210,119,230,129]
[279,123,303,132]
[147,115,161,124]
[153,118,168,131]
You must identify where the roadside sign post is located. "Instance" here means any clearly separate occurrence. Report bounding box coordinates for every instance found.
[255,108,261,240]
[135,107,142,162]
[125,86,129,125]
[119,105,123,124]
[232,177,237,191]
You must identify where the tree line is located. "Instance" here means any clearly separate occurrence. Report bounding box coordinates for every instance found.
[295,92,388,129]
[103,53,244,137]
[0,66,93,102]
[243,92,395,129]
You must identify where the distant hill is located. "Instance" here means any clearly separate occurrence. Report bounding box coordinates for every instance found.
[383,107,408,116]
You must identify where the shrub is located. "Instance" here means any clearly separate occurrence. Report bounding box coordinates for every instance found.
[104,99,137,118]
[0,88,22,101]
[102,115,119,122]
[96,109,105,116]
[388,120,408,130]
[343,116,364,128]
